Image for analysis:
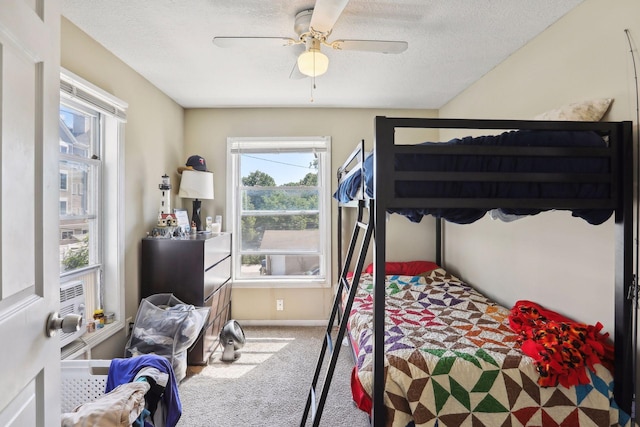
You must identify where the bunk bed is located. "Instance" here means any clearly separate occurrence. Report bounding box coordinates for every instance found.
[301,117,635,427]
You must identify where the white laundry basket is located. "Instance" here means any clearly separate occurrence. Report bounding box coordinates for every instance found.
[60,359,111,413]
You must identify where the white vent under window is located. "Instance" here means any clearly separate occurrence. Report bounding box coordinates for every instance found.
[59,281,86,347]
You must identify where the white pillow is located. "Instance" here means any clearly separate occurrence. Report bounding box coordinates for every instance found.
[534,98,613,121]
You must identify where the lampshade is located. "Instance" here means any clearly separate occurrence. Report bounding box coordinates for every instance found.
[297,49,329,77]
[178,170,214,200]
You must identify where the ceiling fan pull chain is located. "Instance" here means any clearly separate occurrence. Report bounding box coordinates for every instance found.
[310,76,315,103]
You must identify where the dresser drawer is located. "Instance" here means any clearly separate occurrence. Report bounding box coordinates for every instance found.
[190,278,232,366]
[204,233,231,268]
[204,255,231,298]
[204,280,232,343]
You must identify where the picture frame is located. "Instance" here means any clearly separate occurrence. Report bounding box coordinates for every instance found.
[173,208,191,234]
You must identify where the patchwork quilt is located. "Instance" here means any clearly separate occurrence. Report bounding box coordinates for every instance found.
[347,269,630,427]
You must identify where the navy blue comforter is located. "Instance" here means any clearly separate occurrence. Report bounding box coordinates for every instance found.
[333,130,612,225]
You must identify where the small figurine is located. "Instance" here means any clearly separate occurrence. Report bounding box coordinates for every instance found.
[158,174,172,216]
[157,213,167,227]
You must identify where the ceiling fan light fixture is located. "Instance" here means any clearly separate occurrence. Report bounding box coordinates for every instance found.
[297,49,329,77]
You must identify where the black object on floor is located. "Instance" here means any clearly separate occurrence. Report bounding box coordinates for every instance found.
[219,320,245,362]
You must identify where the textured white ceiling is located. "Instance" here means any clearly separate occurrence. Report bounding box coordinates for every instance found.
[61,0,583,109]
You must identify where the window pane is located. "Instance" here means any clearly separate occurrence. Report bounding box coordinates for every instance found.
[242,187,318,211]
[240,214,319,251]
[59,103,99,275]
[59,159,91,216]
[60,172,68,190]
[59,105,96,158]
[60,228,90,272]
[241,152,317,186]
[240,254,320,277]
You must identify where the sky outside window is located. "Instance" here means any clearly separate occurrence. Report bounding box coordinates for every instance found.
[241,152,316,185]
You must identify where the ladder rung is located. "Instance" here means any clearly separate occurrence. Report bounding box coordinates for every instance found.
[310,388,317,419]
[341,276,351,292]
[356,220,368,229]
[326,332,334,353]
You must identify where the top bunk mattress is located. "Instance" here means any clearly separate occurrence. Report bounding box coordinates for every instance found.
[333,129,613,225]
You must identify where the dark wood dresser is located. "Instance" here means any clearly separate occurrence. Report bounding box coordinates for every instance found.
[140,232,232,365]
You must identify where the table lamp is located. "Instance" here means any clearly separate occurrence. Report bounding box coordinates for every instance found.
[178,170,214,231]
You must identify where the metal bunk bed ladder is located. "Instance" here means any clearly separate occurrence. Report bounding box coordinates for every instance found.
[301,199,374,427]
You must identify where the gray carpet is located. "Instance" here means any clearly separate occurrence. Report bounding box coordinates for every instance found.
[177,326,370,427]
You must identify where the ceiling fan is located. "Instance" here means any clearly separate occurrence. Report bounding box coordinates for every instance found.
[212,0,408,79]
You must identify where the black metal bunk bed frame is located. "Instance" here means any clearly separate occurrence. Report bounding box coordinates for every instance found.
[302,117,635,427]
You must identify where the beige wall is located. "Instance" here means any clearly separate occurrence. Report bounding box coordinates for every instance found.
[439,1,640,414]
[184,108,437,322]
[61,18,185,357]
[440,1,640,414]
[440,0,639,337]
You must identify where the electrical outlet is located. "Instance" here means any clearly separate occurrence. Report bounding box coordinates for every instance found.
[125,316,133,337]
[276,299,284,311]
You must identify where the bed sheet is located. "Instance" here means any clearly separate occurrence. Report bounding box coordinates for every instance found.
[333,130,613,225]
[347,270,629,427]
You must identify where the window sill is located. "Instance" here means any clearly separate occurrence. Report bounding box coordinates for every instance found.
[61,320,124,360]
[233,279,331,289]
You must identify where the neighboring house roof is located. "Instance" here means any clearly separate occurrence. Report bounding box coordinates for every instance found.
[259,229,318,251]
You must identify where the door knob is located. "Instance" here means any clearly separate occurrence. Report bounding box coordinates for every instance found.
[47,312,83,337]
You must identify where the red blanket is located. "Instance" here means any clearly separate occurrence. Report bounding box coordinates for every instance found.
[508,300,614,388]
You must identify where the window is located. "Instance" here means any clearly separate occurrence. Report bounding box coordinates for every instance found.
[59,199,68,216]
[60,171,68,191]
[59,100,100,277]
[59,68,127,355]
[227,137,331,285]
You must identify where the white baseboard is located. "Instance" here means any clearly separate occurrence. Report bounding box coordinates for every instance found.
[236,319,328,327]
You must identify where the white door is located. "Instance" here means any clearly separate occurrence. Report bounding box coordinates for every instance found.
[0,0,62,425]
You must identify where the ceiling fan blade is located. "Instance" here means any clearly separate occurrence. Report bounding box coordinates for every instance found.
[212,36,297,48]
[309,0,349,34]
[331,39,408,54]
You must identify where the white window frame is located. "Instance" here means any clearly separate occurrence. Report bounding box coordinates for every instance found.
[227,136,331,288]
[59,68,127,358]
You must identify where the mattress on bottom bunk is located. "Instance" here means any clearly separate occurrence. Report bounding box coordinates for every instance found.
[347,269,630,427]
